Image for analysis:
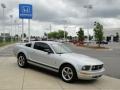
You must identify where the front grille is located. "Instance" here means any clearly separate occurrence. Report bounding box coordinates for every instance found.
[91,64,103,71]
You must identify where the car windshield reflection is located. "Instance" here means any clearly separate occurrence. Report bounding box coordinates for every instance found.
[51,44,72,54]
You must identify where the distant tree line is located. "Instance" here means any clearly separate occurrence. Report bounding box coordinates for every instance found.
[46,21,119,47]
[48,30,68,39]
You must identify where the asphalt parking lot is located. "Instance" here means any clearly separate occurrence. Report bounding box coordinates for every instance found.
[0,57,120,90]
[0,43,120,90]
[66,43,120,79]
[0,45,14,57]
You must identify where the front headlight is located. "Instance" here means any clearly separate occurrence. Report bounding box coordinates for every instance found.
[82,65,91,71]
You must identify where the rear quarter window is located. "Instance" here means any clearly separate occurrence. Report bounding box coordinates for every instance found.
[25,43,32,47]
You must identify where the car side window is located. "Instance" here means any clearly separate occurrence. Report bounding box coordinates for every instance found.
[25,43,32,47]
[34,42,53,53]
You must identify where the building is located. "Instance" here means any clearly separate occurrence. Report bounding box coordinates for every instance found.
[0,33,11,41]
[1,33,10,37]
[104,28,120,42]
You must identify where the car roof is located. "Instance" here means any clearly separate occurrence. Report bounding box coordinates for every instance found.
[30,41,61,45]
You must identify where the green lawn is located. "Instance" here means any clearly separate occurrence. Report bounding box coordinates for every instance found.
[0,41,17,47]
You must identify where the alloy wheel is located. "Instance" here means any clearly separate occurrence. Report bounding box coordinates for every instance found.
[62,67,73,81]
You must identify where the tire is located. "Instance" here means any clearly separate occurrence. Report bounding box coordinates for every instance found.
[17,54,27,68]
[60,64,77,83]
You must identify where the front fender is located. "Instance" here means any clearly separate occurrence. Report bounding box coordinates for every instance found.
[59,60,80,74]
[17,49,28,59]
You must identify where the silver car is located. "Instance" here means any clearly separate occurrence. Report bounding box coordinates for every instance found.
[13,41,105,83]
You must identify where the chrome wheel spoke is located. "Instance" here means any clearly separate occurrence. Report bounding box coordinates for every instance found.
[62,67,73,81]
[63,69,67,73]
[18,56,25,66]
[67,74,71,79]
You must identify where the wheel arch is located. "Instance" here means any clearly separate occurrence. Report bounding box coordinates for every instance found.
[59,62,78,81]
[17,52,25,59]
[17,50,28,59]
[59,62,77,74]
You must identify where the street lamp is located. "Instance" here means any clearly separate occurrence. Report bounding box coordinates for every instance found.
[84,4,93,46]
[17,20,20,42]
[14,20,17,41]
[49,24,52,33]
[10,15,13,42]
[1,3,6,43]
[63,20,68,41]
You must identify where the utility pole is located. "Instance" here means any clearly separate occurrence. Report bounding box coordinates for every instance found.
[28,19,31,42]
[49,24,52,33]
[63,20,68,42]
[14,20,17,41]
[17,20,20,42]
[64,25,66,41]
[22,19,24,42]
[1,3,6,43]
[10,15,13,42]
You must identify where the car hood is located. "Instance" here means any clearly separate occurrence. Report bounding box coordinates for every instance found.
[60,53,103,65]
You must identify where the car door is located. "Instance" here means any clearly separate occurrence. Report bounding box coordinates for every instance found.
[29,42,57,69]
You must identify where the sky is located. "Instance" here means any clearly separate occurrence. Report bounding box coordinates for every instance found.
[0,0,120,37]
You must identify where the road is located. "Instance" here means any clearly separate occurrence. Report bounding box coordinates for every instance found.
[0,43,120,79]
[0,45,14,57]
[66,43,120,79]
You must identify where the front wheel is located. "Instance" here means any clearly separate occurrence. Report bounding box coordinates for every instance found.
[17,54,27,68]
[60,64,77,83]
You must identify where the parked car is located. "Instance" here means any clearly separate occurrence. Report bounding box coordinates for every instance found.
[13,41,105,83]
[96,41,108,44]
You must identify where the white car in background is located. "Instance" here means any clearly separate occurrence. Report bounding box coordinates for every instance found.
[13,41,105,83]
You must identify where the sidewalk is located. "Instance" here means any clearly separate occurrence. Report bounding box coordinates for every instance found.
[0,57,120,90]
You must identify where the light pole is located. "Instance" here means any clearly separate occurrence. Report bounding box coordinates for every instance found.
[14,20,17,41]
[64,25,67,41]
[49,24,52,33]
[28,19,31,42]
[84,4,93,46]
[17,20,20,42]
[10,15,13,42]
[16,19,20,42]
[63,20,68,41]
[21,19,24,43]
[1,3,6,43]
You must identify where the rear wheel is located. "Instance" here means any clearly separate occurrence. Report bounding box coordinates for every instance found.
[60,64,77,83]
[17,54,27,68]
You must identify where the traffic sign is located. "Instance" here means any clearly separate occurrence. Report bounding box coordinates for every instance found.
[19,4,32,19]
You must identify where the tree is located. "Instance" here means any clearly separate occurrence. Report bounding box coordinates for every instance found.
[21,33,26,38]
[58,30,68,39]
[44,33,47,37]
[48,31,58,39]
[116,32,119,42]
[89,35,93,40]
[77,28,85,42]
[67,36,72,40]
[48,30,68,39]
[15,34,19,38]
[94,22,104,47]
[14,34,19,41]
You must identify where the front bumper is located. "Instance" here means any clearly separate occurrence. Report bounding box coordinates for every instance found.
[77,68,105,80]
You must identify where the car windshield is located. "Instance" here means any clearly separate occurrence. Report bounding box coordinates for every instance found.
[51,43,72,54]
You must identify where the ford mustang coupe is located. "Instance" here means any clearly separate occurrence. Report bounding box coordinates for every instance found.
[13,41,105,83]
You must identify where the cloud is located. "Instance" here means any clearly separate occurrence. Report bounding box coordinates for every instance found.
[0,0,120,36]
